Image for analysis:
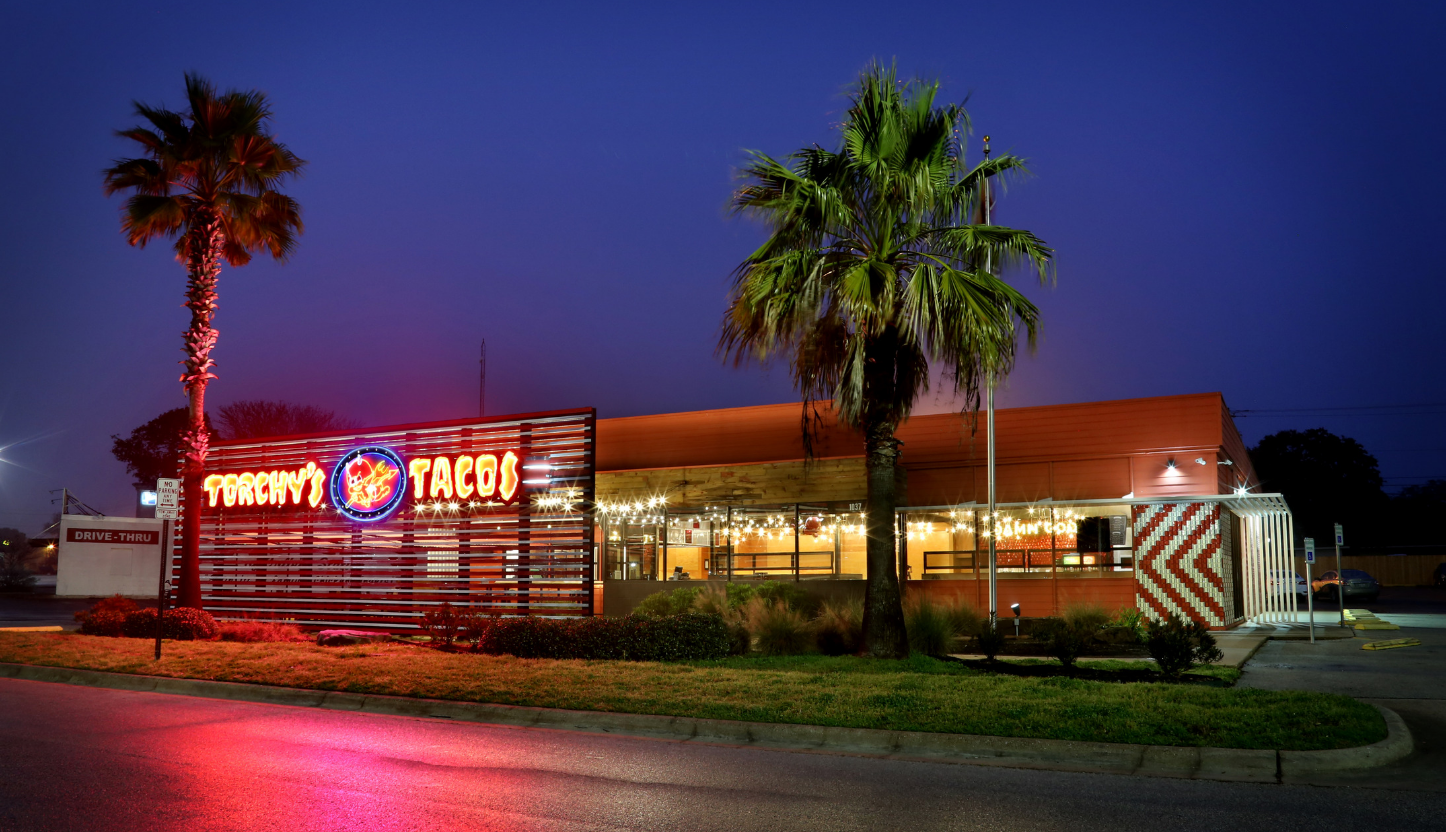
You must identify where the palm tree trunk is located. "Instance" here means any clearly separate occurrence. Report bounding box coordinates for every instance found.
[859,327,910,658]
[861,419,908,657]
[176,216,222,609]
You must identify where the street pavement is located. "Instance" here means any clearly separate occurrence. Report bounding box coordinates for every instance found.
[1,678,1443,832]
[1240,622,1446,793]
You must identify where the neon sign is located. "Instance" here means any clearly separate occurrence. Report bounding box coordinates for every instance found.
[330,447,407,522]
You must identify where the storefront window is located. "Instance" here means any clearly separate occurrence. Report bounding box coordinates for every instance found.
[903,503,1134,580]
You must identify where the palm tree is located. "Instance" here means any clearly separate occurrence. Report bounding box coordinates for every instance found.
[721,64,1053,657]
[104,74,305,609]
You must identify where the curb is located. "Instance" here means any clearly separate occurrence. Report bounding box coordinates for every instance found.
[0,662,1411,783]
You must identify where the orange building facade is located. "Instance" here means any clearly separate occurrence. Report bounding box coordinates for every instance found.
[595,393,1282,628]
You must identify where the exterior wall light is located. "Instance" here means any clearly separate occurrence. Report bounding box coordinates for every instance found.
[1194,457,1207,466]
[1165,459,1177,470]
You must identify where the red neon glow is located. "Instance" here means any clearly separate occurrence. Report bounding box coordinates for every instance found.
[209,463,323,508]
[500,451,520,502]
[409,459,431,499]
[429,455,454,499]
[454,455,474,499]
[474,454,497,497]
[341,454,401,510]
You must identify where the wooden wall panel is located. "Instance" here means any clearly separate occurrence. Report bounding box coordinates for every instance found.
[598,458,866,505]
[1051,458,1132,501]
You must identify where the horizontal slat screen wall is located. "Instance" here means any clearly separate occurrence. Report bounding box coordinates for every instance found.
[186,410,595,629]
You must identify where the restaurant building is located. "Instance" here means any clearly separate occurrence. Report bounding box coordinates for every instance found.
[188,392,1299,631]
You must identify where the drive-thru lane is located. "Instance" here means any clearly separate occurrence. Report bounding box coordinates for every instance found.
[0,678,1440,832]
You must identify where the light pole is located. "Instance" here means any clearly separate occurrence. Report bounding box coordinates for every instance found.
[983,134,998,631]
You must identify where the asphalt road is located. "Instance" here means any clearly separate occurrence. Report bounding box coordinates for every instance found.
[2,679,1444,832]
[1241,624,1446,795]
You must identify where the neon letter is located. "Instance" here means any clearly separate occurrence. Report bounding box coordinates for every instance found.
[409,458,431,499]
[204,475,224,507]
[475,454,497,498]
[308,470,325,507]
[499,451,520,503]
[287,469,306,504]
[429,456,454,499]
[237,473,256,506]
[254,472,269,505]
[222,474,239,507]
[454,455,474,499]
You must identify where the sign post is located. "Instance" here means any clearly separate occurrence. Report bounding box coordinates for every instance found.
[1304,537,1317,644]
[154,478,180,660]
[1334,523,1345,626]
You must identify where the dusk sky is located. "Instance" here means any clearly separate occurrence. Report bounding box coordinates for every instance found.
[2,1,1444,533]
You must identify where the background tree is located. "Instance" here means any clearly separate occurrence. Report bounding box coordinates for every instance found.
[110,407,218,487]
[216,400,357,440]
[103,74,305,609]
[721,64,1053,657]
[1250,428,1389,546]
[1384,479,1446,548]
[0,529,35,591]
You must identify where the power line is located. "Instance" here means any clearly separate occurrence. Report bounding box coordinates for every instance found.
[1234,402,1446,417]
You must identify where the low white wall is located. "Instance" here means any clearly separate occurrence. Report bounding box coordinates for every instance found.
[57,516,165,598]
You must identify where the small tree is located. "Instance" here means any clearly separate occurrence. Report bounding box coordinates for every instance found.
[0,529,35,591]
[216,400,357,440]
[111,408,219,487]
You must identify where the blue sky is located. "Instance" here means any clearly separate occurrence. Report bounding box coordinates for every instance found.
[2,1,1443,532]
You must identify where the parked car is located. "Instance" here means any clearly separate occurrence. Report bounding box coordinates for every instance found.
[1434,562,1446,588]
[1311,569,1380,602]
[1268,570,1308,598]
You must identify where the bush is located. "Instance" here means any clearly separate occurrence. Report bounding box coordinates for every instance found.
[216,620,308,643]
[76,595,140,637]
[1035,603,1111,669]
[121,607,219,640]
[1146,613,1224,678]
[975,622,1006,660]
[752,581,816,615]
[420,602,466,648]
[1104,605,1148,644]
[477,613,732,661]
[634,586,703,617]
[746,598,813,656]
[814,598,863,656]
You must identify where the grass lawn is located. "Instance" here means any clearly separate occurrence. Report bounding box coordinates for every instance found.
[0,633,1382,751]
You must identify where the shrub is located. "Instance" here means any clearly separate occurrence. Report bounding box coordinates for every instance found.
[478,613,731,661]
[814,598,863,656]
[975,622,1007,660]
[752,581,816,615]
[420,603,465,648]
[634,586,703,617]
[746,598,813,656]
[1146,613,1224,678]
[903,595,956,656]
[216,620,308,643]
[122,607,219,640]
[1035,603,1111,669]
[76,595,139,637]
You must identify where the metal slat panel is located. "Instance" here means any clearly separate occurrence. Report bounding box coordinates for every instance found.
[182,410,596,628]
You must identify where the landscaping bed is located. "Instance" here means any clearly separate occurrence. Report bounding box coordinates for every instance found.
[0,632,1384,751]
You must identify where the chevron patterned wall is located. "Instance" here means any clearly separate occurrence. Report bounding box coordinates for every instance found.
[1132,502,1235,627]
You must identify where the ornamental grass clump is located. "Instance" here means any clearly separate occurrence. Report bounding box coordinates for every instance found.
[814,598,863,655]
[904,595,980,656]
[746,598,814,656]
[216,620,308,643]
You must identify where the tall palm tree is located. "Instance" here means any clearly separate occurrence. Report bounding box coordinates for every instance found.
[104,74,305,609]
[721,64,1053,657]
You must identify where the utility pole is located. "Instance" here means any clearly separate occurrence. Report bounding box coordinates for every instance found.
[982,134,998,632]
[478,340,487,418]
